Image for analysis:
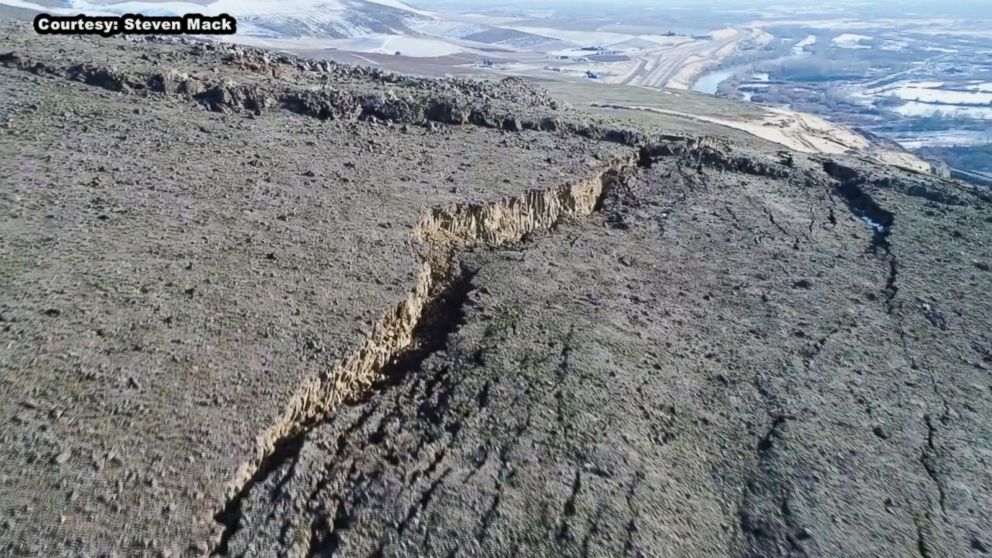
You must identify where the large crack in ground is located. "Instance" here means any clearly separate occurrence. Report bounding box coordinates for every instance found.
[209,144,832,554]
[211,153,643,552]
[822,161,899,306]
[17,42,954,549]
[823,160,959,555]
[6,26,991,558]
[214,146,885,555]
[212,266,479,555]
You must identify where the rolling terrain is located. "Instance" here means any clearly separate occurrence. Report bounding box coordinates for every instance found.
[7,0,986,184]
[1,21,991,558]
[0,0,772,90]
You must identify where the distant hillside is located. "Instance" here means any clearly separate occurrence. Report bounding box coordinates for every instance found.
[5,0,435,39]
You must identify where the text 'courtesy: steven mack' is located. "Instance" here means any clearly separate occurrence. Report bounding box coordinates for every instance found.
[33,13,237,36]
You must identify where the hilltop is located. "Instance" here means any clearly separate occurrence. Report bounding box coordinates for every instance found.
[1,22,991,558]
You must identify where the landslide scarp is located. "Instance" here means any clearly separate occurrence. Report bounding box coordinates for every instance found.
[215,138,992,557]
[0,22,637,557]
[1,20,991,558]
[215,154,641,553]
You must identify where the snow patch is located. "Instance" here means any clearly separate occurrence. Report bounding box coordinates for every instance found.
[49,0,429,38]
[872,81,992,106]
[894,102,992,119]
[831,33,871,49]
[364,0,432,17]
[64,0,349,18]
[965,82,992,93]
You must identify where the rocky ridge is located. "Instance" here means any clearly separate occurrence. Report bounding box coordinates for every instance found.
[0,21,990,558]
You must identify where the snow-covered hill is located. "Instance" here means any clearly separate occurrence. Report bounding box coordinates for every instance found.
[8,0,435,39]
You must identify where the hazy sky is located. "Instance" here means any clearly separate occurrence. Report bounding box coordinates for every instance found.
[411,0,991,19]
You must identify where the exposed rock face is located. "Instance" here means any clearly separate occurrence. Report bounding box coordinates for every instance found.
[282,89,365,121]
[1,22,990,558]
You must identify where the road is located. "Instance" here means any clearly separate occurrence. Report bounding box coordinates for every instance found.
[611,27,771,90]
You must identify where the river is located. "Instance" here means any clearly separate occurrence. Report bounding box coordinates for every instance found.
[691,35,815,95]
[691,66,745,95]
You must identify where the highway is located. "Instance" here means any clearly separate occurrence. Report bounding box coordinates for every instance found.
[611,27,771,90]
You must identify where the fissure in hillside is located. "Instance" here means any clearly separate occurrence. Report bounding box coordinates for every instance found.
[211,153,641,551]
